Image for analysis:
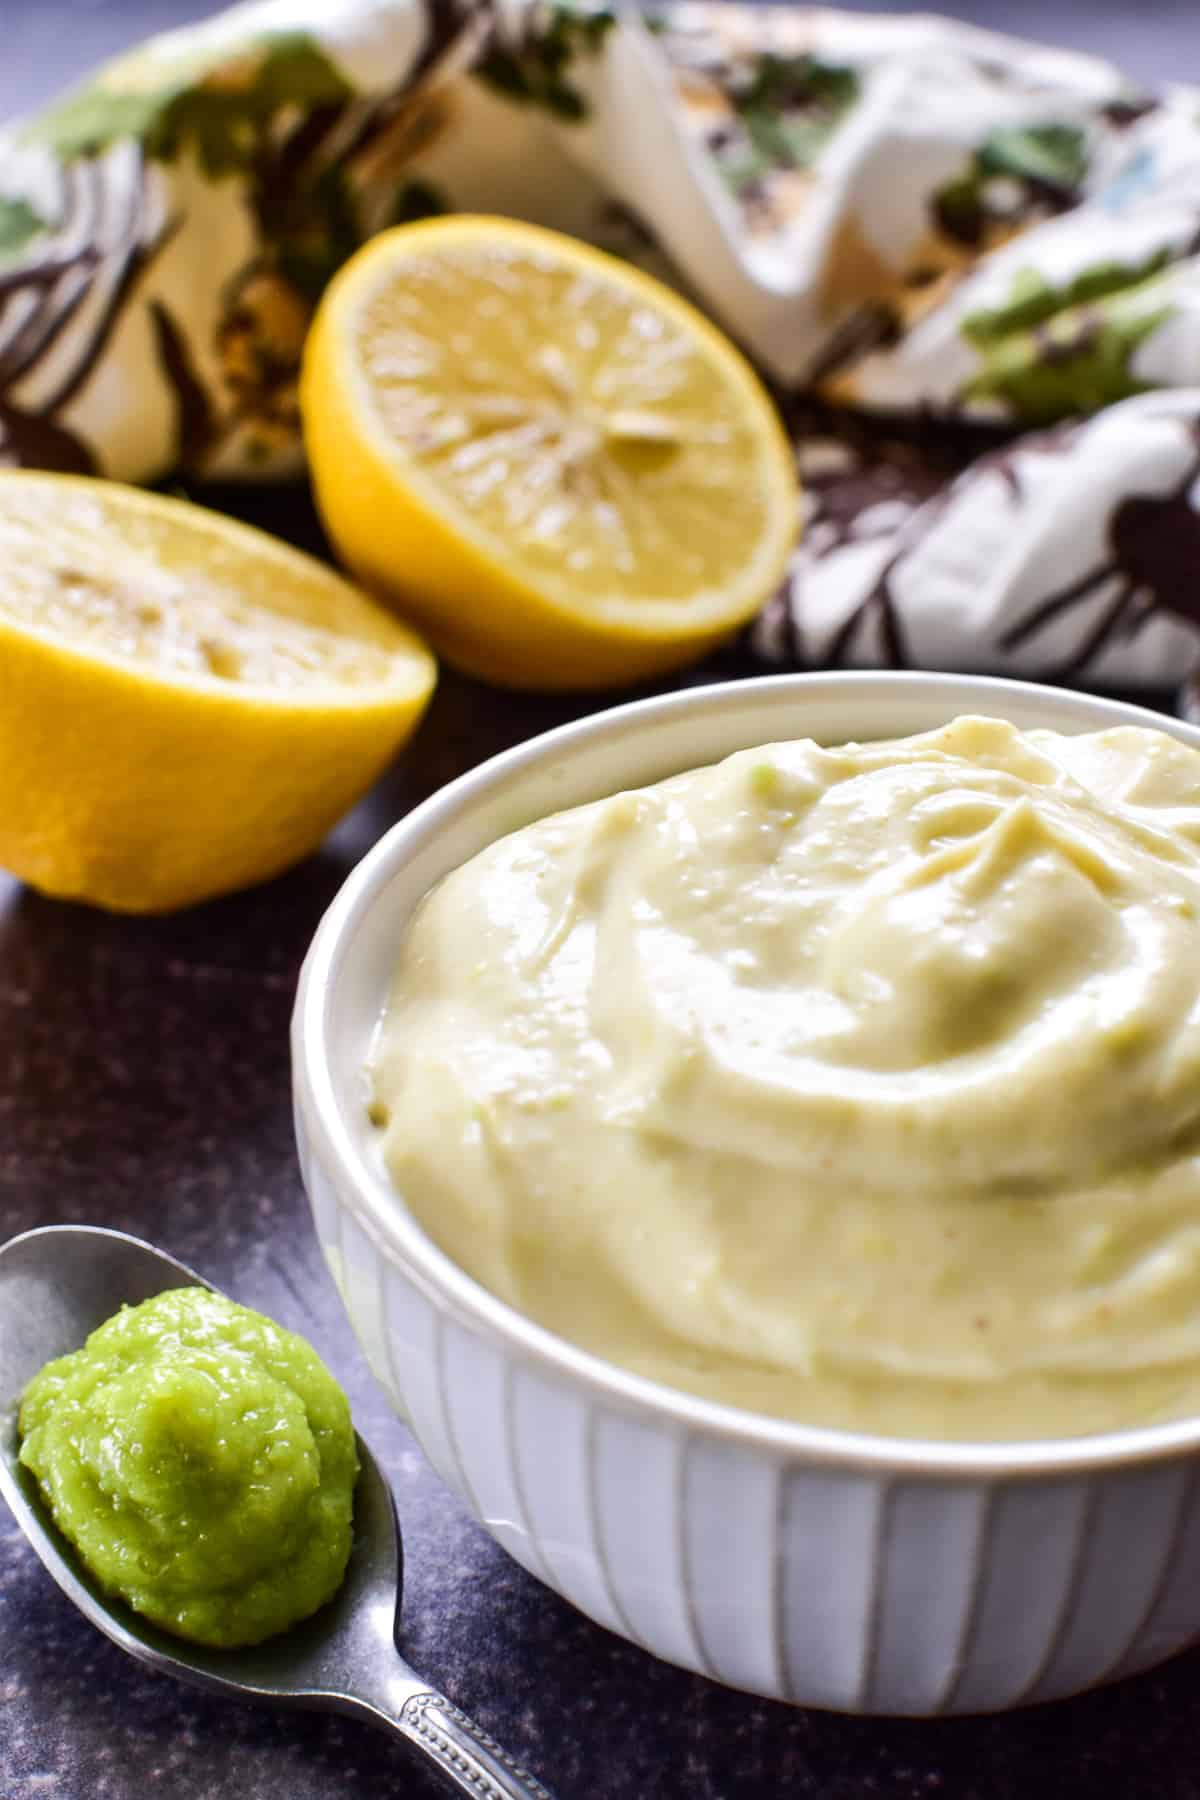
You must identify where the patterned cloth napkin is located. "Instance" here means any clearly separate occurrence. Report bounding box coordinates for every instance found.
[4,0,1200,707]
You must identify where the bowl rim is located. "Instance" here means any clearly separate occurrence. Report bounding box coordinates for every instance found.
[294,668,1200,1479]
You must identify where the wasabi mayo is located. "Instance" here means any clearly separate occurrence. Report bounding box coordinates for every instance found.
[20,1287,357,1646]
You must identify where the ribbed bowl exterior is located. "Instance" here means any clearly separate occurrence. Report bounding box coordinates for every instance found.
[296,1108,1200,1715]
[292,673,1200,1715]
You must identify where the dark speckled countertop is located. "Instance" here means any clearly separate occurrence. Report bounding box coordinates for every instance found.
[7,7,1200,1798]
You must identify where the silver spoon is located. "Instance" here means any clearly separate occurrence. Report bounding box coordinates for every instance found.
[0,1224,557,1800]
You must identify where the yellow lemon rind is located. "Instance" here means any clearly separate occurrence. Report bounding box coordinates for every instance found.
[301,216,798,691]
[0,474,437,911]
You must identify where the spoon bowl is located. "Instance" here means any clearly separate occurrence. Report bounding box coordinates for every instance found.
[0,1225,555,1799]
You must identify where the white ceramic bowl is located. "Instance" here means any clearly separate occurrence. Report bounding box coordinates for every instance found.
[293,671,1200,1716]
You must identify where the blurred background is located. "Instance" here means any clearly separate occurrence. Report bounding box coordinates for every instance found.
[6,0,1197,122]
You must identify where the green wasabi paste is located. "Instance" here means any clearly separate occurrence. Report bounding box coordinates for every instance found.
[18,1286,358,1648]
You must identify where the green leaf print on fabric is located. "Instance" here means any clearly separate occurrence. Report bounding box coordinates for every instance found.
[20,29,386,475]
[26,33,353,173]
[272,160,361,304]
[961,260,1172,422]
[23,47,216,160]
[979,124,1088,191]
[717,56,859,204]
[964,251,1170,342]
[387,178,451,225]
[476,5,615,122]
[0,196,49,258]
[935,124,1088,247]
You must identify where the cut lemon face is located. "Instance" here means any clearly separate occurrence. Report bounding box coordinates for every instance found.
[300,216,798,690]
[0,473,436,912]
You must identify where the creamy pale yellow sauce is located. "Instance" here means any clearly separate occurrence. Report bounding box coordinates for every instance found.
[370,717,1200,1441]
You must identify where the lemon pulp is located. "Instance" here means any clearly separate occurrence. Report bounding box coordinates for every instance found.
[0,472,436,912]
[302,217,797,689]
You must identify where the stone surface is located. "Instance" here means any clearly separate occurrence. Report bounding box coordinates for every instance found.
[7,7,1200,1796]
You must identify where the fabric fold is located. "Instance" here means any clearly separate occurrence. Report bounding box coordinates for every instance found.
[3,0,1200,700]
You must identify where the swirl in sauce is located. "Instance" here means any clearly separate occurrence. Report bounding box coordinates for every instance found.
[371,718,1200,1440]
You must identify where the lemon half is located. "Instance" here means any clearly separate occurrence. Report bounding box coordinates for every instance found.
[301,216,798,690]
[0,473,436,912]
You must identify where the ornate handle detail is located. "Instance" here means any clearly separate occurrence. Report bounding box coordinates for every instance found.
[396,1690,557,1799]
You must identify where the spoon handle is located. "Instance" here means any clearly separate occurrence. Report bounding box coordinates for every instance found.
[394,1689,557,1799]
